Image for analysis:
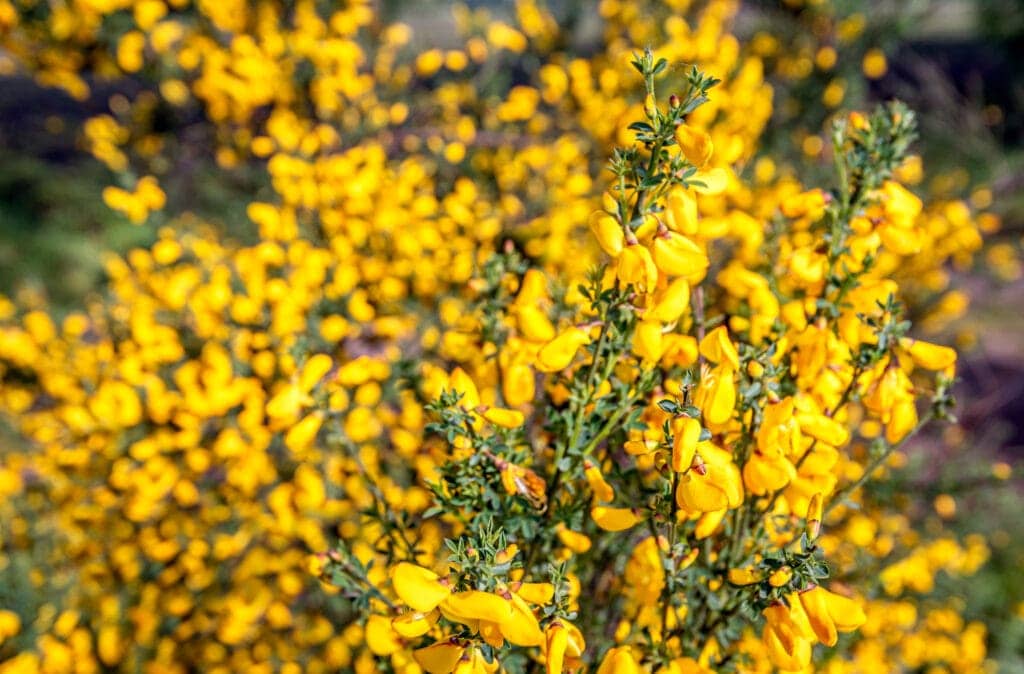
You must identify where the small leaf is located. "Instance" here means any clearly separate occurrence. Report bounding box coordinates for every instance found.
[658,399,680,414]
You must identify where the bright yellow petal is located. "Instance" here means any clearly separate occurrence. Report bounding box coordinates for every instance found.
[391,562,451,612]
[392,609,440,639]
[442,591,513,625]
[591,506,641,532]
[414,640,466,674]
[366,614,402,656]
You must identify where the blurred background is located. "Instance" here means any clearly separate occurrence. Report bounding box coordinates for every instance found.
[1,0,1022,670]
[4,0,1023,310]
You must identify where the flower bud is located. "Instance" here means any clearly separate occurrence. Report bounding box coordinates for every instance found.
[806,492,824,540]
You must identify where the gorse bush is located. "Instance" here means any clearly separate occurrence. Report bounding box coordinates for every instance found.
[0,1,1007,673]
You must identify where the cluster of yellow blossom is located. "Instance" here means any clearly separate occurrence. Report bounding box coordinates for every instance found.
[102,176,167,224]
[0,1,1014,673]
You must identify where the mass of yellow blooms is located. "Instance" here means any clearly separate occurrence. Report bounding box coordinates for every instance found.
[0,1,1011,673]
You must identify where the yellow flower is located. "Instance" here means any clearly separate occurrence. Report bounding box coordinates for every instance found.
[391,562,452,612]
[454,648,499,674]
[596,646,641,674]
[536,328,591,373]
[728,567,762,585]
[495,592,544,647]
[441,591,511,626]
[515,305,556,343]
[647,277,690,323]
[585,460,615,502]
[545,622,568,674]
[886,397,918,442]
[676,447,743,512]
[450,367,482,410]
[632,319,665,363]
[299,353,334,390]
[651,232,709,282]
[742,450,795,495]
[899,337,957,371]
[591,506,642,532]
[498,462,547,509]
[0,610,21,640]
[556,525,592,553]
[863,363,912,422]
[769,566,793,588]
[660,657,713,674]
[796,412,849,447]
[798,586,867,647]
[414,639,467,674]
[691,168,729,195]
[862,48,888,79]
[617,243,659,291]
[516,269,551,306]
[365,614,402,655]
[674,124,714,167]
[512,582,554,605]
[762,603,812,671]
[699,326,740,371]
[392,609,440,638]
[284,412,323,453]
[482,406,526,428]
[502,360,536,407]
[671,416,701,473]
[666,188,698,235]
[781,189,827,220]
[590,211,625,258]
[695,364,736,426]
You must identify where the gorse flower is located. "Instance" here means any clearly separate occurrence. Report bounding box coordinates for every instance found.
[298,52,974,673]
[0,1,1007,673]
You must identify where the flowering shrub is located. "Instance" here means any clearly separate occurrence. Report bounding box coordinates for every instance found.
[0,1,1008,673]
